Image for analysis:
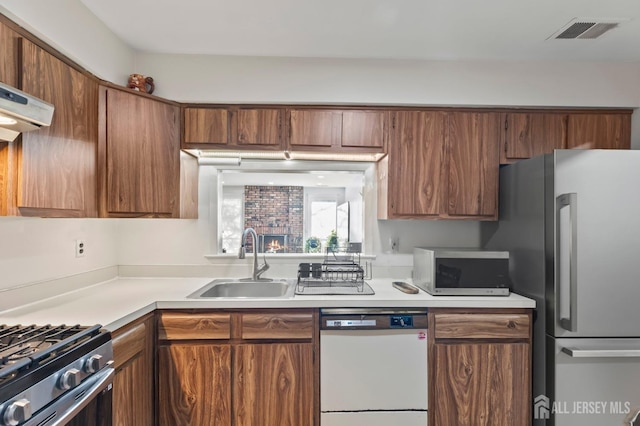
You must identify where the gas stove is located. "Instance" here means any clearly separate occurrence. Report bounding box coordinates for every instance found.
[0,325,113,426]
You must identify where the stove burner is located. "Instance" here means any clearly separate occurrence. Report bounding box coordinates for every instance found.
[0,324,103,382]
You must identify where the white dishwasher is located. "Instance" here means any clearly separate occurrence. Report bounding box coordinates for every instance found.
[320,308,428,426]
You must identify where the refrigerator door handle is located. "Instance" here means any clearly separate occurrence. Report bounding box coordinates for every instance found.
[561,347,640,358]
[556,193,578,332]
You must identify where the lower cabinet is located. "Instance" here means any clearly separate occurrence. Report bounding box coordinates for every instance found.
[157,310,319,426]
[158,344,231,425]
[429,309,532,426]
[112,313,155,426]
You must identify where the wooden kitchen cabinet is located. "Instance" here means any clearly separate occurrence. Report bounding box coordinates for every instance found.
[99,86,198,218]
[288,108,387,153]
[500,112,567,164]
[379,110,500,220]
[447,111,500,218]
[428,309,532,426]
[1,38,98,217]
[157,310,318,426]
[112,314,155,426]
[183,106,284,150]
[567,112,631,150]
[380,110,446,218]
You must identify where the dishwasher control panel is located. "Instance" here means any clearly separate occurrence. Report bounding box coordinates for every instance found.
[321,310,428,330]
[390,315,413,328]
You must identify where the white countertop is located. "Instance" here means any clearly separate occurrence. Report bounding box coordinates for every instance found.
[0,277,535,331]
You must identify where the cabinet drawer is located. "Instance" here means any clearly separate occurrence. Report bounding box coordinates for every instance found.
[241,312,314,340]
[158,313,231,340]
[434,313,530,340]
[112,322,146,369]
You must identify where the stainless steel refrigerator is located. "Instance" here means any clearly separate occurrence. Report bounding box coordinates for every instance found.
[482,149,640,426]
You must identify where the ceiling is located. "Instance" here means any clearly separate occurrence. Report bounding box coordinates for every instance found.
[80,0,640,62]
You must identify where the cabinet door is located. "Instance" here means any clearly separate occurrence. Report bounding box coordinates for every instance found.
[19,39,98,217]
[431,343,530,426]
[567,113,631,149]
[502,112,566,163]
[158,344,232,426]
[234,343,314,426]
[388,111,446,217]
[0,20,19,87]
[289,109,342,148]
[104,88,180,216]
[184,107,229,145]
[447,112,500,218]
[341,110,386,149]
[112,316,154,426]
[235,108,282,148]
[0,20,20,216]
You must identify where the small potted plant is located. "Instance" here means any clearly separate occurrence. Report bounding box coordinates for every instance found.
[305,236,321,253]
[327,229,338,252]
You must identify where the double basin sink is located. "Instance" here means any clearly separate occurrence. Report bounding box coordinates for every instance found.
[187,278,296,299]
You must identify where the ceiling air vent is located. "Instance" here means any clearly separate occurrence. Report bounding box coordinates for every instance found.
[549,18,626,40]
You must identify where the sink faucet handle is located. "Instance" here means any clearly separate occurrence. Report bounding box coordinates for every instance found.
[256,253,270,278]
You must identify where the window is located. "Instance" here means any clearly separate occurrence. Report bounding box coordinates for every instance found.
[216,161,368,255]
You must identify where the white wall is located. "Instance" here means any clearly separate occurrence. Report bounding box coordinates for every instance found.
[0,0,135,84]
[0,218,118,289]
[136,53,640,108]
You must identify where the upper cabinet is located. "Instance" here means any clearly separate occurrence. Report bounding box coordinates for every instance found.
[379,110,500,220]
[99,87,198,218]
[500,112,567,164]
[4,38,98,217]
[447,111,500,218]
[183,106,284,150]
[288,108,387,153]
[567,112,631,149]
[0,20,19,87]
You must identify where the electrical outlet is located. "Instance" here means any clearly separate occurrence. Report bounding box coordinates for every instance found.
[75,239,86,257]
[390,237,399,254]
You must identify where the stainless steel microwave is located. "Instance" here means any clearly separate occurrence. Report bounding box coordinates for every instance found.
[413,248,511,296]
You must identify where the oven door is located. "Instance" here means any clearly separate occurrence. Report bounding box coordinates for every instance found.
[25,366,114,426]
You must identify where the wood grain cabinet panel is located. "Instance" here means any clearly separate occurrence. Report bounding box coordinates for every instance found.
[289,109,341,147]
[387,110,446,218]
[112,315,155,426]
[0,19,20,216]
[158,313,231,340]
[240,312,314,340]
[17,39,98,217]
[0,19,19,87]
[341,110,386,148]
[158,344,232,426]
[234,343,314,426]
[447,111,500,219]
[184,107,229,145]
[101,87,184,217]
[434,313,530,340]
[235,108,282,147]
[432,343,530,426]
[501,112,566,163]
[567,113,631,150]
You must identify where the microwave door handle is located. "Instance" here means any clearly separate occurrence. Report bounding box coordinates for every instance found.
[556,193,578,332]
[46,365,114,426]
[561,347,640,358]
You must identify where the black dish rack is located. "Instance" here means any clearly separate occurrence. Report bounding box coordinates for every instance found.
[295,250,374,295]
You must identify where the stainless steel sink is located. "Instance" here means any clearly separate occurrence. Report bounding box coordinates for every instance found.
[187,278,295,299]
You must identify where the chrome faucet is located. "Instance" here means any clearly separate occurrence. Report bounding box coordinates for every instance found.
[238,227,270,281]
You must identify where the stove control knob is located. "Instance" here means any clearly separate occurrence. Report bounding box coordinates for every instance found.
[84,354,103,373]
[59,368,81,390]
[3,398,32,426]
